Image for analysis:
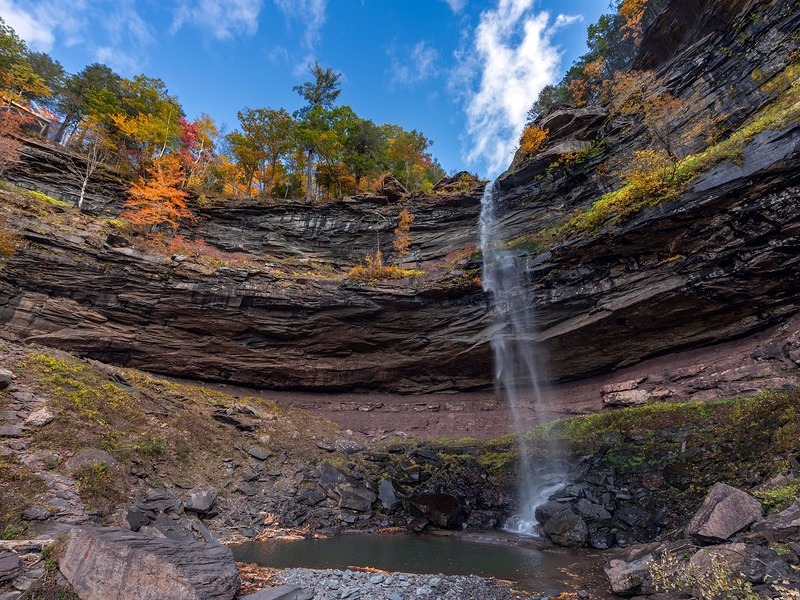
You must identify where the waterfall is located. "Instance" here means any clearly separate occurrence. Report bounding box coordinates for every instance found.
[479,182,563,535]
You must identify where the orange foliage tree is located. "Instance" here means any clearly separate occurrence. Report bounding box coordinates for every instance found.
[392,207,415,257]
[121,155,194,231]
[619,0,648,44]
[518,125,549,158]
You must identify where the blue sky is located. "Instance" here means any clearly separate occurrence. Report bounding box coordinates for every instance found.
[2,0,606,178]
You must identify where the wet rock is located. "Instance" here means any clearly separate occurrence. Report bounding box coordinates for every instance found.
[534,501,571,524]
[542,511,588,547]
[686,483,762,544]
[184,488,218,514]
[407,494,465,529]
[58,526,239,600]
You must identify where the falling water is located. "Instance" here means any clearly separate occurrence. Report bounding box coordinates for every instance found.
[479,182,563,535]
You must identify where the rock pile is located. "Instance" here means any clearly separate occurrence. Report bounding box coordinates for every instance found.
[604,482,800,597]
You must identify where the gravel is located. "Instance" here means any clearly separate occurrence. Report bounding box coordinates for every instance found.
[272,568,537,599]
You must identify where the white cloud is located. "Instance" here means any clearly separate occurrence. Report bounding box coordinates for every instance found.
[0,0,87,52]
[273,0,327,50]
[171,0,263,41]
[441,0,466,12]
[554,13,583,29]
[388,41,440,88]
[457,0,563,176]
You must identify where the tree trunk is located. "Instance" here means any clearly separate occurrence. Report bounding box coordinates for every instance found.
[305,149,314,204]
[77,177,88,210]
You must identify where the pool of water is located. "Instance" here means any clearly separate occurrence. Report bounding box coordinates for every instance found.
[232,532,607,595]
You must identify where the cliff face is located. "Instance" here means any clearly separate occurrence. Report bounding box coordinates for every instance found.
[0,0,798,396]
[0,197,489,392]
[493,0,800,381]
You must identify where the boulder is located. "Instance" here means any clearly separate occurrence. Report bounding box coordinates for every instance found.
[319,464,351,488]
[23,408,54,427]
[184,488,218,514]
[0,368,13,390]
[542,511,588,547]
[688,543,790,584]
[378,174,407,202]
[575,498,612,521]
[247,446,271,461]
[58,527,239,600]
[64,448,118,472]
[337,484,377,512]
[686,483,762,544]
[407,494,465,529]
[378,479,400,510]
[604,553,655,596]
[139,513,195,542]
[121,506,150,531]
[763,496,800,536]
[534,500,568,524]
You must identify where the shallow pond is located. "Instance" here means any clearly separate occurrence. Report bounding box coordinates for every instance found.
[233,532,607,595]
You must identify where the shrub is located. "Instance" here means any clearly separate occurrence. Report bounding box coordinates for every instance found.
[518,125,548,157]
[346,250,423,282]
[650,549,759,600]
[392,208,414,257]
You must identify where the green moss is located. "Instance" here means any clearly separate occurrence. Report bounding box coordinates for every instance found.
[24,189,71,207]
[754,480,800,513]
[543,70,800,241]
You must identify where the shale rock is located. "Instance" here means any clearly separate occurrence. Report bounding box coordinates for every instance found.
[58,526,239,600]
[184,488,218,514]
[686,483,762,544]
[0,549,22,583]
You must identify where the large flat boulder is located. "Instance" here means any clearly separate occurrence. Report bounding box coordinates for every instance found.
[58,527,239,600]
[686,483,762,544]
